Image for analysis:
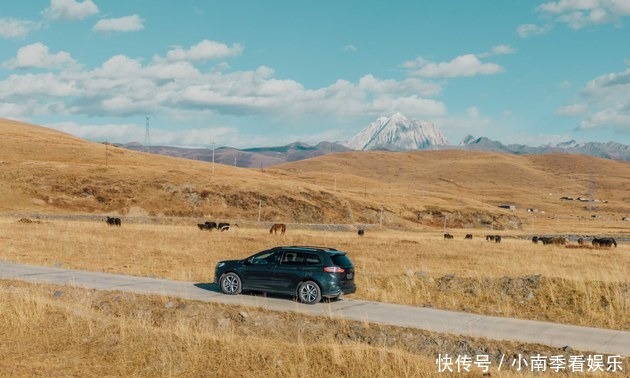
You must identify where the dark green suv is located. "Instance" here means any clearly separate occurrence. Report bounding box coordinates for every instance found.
[214,246,356,304]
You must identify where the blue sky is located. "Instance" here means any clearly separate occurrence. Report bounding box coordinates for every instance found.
[1,0,629,148]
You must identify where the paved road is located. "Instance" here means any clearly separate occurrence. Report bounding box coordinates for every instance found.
[1,261,628,356]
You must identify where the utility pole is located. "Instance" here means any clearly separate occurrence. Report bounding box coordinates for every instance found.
[145,116,151,153]
[379,206,383,226]
[588,174,596,211]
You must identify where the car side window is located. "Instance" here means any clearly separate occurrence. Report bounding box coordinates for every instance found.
[305,253,321,265]
[250,250,278,265]
[282,251,310,265]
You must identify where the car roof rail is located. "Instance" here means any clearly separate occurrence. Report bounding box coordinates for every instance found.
[285,245,338,252]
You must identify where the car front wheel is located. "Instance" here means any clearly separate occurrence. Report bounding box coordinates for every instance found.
[297,281,321,304]
[220,272,242,295]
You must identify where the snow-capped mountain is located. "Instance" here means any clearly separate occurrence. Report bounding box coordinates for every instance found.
[345,113,449,151]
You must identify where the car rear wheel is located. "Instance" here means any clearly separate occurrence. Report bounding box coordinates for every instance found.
[297,281,321,304]
[220,272,242,295]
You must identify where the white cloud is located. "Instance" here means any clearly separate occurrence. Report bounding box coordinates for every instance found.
[467,106,480,118]
[400,57,428,69]
[164,40,243,62]
[477,45,517,58]
[43,0,99,21]
[573,67,630,131]
[579,107,630,130]
[5,43,77,69]
[491,45,516,55]
[516,23,552,38]
[370,96,446,117]
[557,103,588,116]
[537,0,630,29]
[0,41,449,133]
[46,121,143,141]
[0,18,40,39]
[0,73,79,99]
[434,108,493,140]
[357,74,442,97]
[93,15,144,32]
[45,121,242,147]
[343,44,358,52]
[409,54,504,78]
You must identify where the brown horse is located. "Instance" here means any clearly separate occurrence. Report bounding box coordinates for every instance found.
[270,223,286,235]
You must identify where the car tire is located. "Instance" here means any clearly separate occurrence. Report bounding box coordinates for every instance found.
[297,281,322,304]
[220,272,242,295]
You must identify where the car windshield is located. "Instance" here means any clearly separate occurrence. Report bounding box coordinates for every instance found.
[249,250,278,265]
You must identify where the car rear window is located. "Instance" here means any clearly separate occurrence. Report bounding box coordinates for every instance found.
[330,253,353,267]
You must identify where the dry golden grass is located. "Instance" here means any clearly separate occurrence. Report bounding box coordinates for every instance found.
[1,279,607,378]
[1,218,628,330]
[0,280,435,377]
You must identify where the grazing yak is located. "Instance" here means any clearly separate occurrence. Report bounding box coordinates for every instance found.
[486,235,495,241]
[464,234,473,240]
[534,236,567,245]
[443,233,454,240]
[198,221,217,231]
[217,222,231,231]
[197,221,234,231]
[106,216,121,226]
[551,236,568,245]
[357,228,365,236]
[592,237,617,248]
[494,235,501,243]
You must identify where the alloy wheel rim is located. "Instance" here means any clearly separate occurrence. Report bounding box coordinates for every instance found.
[223,275,239,293]
[301,284,317,302]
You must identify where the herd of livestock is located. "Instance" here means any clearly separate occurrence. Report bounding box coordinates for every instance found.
[442,232,618,248]
[104,216,619,247]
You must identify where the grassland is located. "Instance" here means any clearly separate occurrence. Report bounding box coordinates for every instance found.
[4,279,589,378]
[1,119,629,376]
[1,218,628,331]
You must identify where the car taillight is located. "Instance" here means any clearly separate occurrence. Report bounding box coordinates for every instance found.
[324,266,345,273]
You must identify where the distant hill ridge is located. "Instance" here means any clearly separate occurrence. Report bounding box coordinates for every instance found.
[120,113,630,167]
[456,135,630,161]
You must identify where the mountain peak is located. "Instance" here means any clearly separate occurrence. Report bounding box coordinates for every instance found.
[345,113,449,151]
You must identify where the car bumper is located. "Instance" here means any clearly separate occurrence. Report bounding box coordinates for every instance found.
[322,282,356,298]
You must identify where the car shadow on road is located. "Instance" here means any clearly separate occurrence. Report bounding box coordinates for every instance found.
[194,283,222,293]
[193,283,343,304]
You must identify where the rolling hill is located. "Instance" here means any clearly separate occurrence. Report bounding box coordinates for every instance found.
[2,118,630,230]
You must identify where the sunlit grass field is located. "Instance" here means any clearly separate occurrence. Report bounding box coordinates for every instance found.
[1,217,628,331]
